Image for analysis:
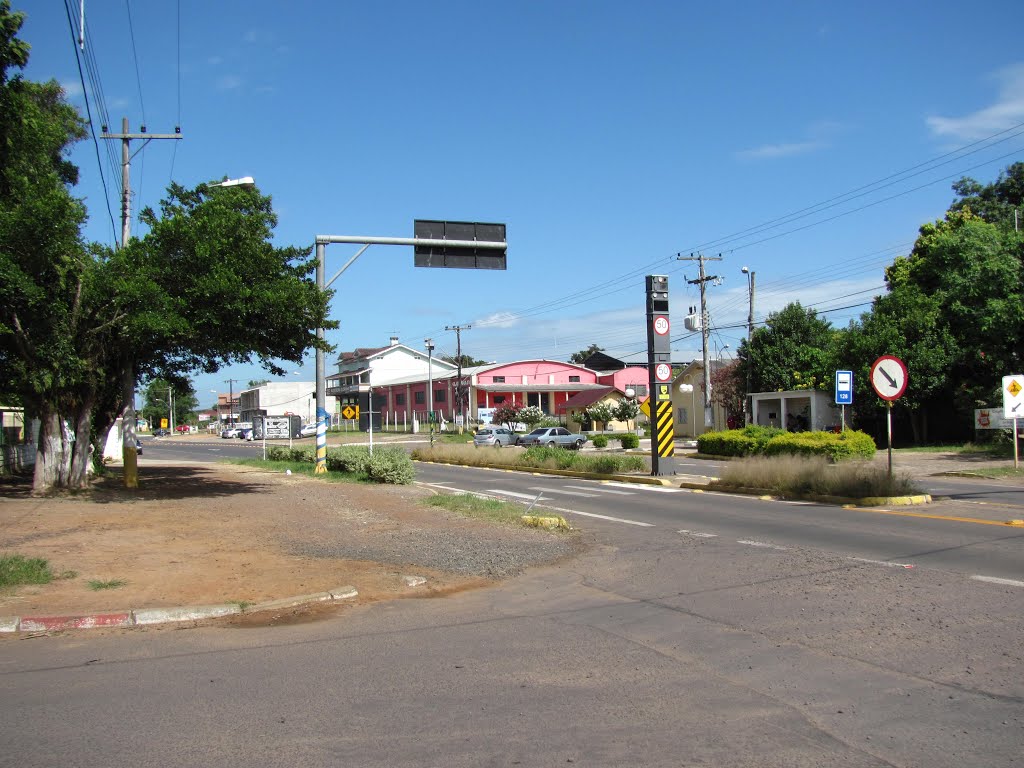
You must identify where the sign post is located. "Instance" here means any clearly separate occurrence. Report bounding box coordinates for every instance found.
[835,370,853,432]
[1002,375,1024,469]
[869,355,908,478]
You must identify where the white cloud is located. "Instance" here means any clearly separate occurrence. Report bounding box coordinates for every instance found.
[736,121,839,161]
[59,79,83,98]
[216,74,243,91]
[926,63,1024,141]
[737,140,825,160]
[473,311,520,329]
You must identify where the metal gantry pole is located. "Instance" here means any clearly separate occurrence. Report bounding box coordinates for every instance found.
[315,241,328,474]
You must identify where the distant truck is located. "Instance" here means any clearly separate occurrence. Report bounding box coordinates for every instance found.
[516,427,587,450]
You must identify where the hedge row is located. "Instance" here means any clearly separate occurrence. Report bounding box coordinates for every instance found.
[697,425,875,461]
[264,445,414,484]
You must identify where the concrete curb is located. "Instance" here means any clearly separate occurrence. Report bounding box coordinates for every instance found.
[0,585,359,634]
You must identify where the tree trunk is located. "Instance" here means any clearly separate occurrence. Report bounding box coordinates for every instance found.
[33,409,71,493]
[67,397,94,489]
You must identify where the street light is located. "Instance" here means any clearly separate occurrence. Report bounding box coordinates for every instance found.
[425,338,435,447]
[741,266,755,425]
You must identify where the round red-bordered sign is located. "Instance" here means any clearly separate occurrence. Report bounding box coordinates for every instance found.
[655,363,672,382]
[870,355,908,401]
[653,316,670,336]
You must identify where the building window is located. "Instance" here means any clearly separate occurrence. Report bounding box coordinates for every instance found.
[678,407,688,424]
[434,390,446,403]
[415,391,425,405]
[395,393,405,406]
[494,395,506,404]
[635,385,648,397]
[569,375,580,383]
[492,376,505,383]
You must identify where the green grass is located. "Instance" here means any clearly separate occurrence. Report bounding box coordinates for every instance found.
[425,492,551,527]
[225,457,366,483]
[895,442,1013,457]
[713,455,923,498]
[87,578,127,591]
[411,444,647,475]
[0,554,55,588]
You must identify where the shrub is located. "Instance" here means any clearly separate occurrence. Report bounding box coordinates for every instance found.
[326,446,372,474]
[714,455,919,497]
[266,446,313,463]
[364,447,415,484]
[618,433,640,449]
[699,426,874,461]
[521,445,582,470]
[591,434,609,448]
[588,455,624,474]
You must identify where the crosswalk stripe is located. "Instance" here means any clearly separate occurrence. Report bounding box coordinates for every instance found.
[528,486,598,498]
[487,490,551,501]
[602,481,681,493]
[564,485,633,495]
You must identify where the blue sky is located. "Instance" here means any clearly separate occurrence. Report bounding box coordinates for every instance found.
[20,1,1024,409]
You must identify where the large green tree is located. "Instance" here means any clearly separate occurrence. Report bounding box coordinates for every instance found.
[949,162,1024,228]
[0,5,335,491]
[569,344,604,364]
[736,302,838,395]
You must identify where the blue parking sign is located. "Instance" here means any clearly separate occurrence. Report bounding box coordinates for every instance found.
[835,370,854,405]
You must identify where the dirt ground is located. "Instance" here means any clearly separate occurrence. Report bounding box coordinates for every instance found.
[0,462,578,622]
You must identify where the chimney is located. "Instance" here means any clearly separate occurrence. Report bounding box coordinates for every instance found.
[389,336,399,346]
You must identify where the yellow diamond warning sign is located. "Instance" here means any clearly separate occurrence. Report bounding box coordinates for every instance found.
[1008,380,1022,398]
[341,405,359,420]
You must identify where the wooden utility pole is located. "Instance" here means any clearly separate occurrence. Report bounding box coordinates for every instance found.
[678,252,722,430]
[101,118,182,487]
[445,324,472,433]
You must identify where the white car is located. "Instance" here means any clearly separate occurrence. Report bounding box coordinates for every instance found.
[220,427,241,439]
[473,426,517,448]
[299,423,318,438]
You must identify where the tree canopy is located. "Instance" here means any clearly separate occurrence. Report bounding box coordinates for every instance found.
[0,6,336,490]
[569,344,604,364]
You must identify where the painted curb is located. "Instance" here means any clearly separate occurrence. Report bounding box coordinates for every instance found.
[252,592,334,613]
[132,604,241,625]
[0,616,21,633]
[17,612,133,632]
[703,485,933,507]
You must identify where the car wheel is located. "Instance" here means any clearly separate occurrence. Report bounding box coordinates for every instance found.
[546,440,556,447]
[574,439,584,449]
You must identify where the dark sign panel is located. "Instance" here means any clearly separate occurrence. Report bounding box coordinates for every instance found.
[414,220,507,270]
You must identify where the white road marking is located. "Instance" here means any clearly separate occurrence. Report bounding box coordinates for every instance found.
[678,529,718,538]
[848,557,915,569]
[971,575,1024,588]
[602,481,681,493]
[565,485,634,495]
[528,486,598,498]
[737,539,789,551]
[487,490,551,501]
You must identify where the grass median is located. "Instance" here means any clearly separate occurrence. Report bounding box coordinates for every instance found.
[711,455,923,498]
[412,444,647,475]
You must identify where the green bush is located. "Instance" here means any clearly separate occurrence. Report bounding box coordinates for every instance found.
[364,447,415,484]
[618,433,640,449]
[588,455,624,474]
[521,446,582,469]
[699,426,875,461]
[326,446,372,474]
[591,434,609,448]
[266,446,313,463]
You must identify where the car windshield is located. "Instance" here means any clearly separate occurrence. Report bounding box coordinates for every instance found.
[528,429,546,435]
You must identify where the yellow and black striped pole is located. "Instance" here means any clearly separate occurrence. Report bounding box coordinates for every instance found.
[646,275,675,476]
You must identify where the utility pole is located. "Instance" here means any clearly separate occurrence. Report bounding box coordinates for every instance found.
[224,378,238,426]
[678,252,722,430]
[445,324,471,433]
[741,266,756,425]
[101,117,182,488]
[425,339,435,446]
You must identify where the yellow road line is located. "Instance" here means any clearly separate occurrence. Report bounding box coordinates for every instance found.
[840,505,1020,526]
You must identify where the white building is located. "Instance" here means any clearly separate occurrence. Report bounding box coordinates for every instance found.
[239,381,334,425]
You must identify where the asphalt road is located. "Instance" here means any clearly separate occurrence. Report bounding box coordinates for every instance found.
[10,438,1014,766]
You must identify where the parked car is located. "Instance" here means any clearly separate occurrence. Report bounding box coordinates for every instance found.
[516,427,587,449]
[152,428,170,437]
[236,427,254,440]
[299,423,318,438]
[220,426,241,439]
[473,426,517,448]
[175,424,190,433]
